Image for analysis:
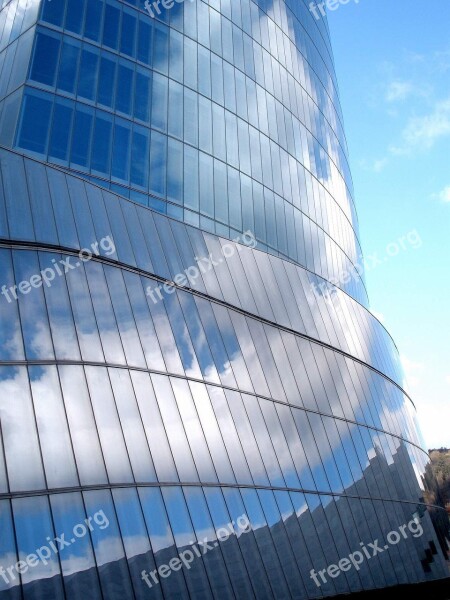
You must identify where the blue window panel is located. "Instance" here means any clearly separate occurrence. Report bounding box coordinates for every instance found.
[29,31,60,86]
[77,47,99,101]
[184,145,199,211]
[103,1,121,50]
[199,151,214,217]
[184,88,198,146]
[137,16,152,65]
[9,3,25,43]
[168,79,183,139]
[151,72,168,132]
[214,158,228,224]
[111,119,131,182]
[48,97,73,162]
[65,0,86,34]
[228,166,242,231]
[183,0,197,40]
[209,7,221,55]
[260,134,273,189]
[1,152,34,242]
[212,103,226,161]
[134,67,151,121]
[243,33,255,78]
[0,501,21,597]
[210,54,224,106]
[110,182,130,197]
[16,88,52,154]
[275,193,288,255]
[139,488,190,598]
[235,70,247,122]
[9,28,34,94]
[83,490,135,600]
[130,124,149,189]
[57,38,80,94]
[97,54,116,107]
[183,36,197,90]
[84,0,103,42]
[91,112,113,175]
[129,189,148,206]
[0,89,21,148]
[221,17,233,63]
[253,181,265,241]
[111,488,161,599]
[120,9,136,57]
[70,104,93,169]
[169,28,183,83]
[199,96,212,154]
[198,45,211,98]
[169,0,184,31]
[264,188,277,248]
[241,172,254,233]
[238,119,251,175]
[41,0,65,26]
[223,62,237,113]
[50,493,103,598]
[149,130,167,197]
[249,126,262,182]
[115,62,134,115]
[12,497,64,596]
[167,137,183,204]
[153,22,169,75]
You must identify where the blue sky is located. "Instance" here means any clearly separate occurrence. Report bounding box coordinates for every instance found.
[326,0,450,449]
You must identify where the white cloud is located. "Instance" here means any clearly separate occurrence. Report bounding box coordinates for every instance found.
[389,98,450,154]
[433,49,450,73]
[399,359,450,448]
[373,158,388,172]
[385,81,414,102]
[414,396,450,450]
[400,355,424,390]
[358,157,388,173]
[437,185,450,203]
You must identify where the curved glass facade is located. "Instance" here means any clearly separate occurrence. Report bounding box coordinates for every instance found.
[0,0,448,598]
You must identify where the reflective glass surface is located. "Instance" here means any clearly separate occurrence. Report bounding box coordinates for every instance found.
[0,0,448,596]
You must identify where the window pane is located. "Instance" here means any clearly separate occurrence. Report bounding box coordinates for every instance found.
[84,0,103,42]
[48,97,73,162]
[30,31,60,86]
[70,104,93,168]
[149,130,167,197]
[66,0,86,33]
[97,54,116,107]
[167,137,183,203]
[17,89,52,154]
[130,124,149,189]
[115,61,134,115]
[78,47,99,100]
[57,38,80,94]
[120,9,137,57]
[111,119,131,181]
[91,112,113,175]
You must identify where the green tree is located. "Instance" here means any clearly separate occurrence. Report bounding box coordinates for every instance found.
[429,448,450,511]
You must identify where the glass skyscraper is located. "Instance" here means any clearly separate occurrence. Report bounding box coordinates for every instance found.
[0,0,448,598]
